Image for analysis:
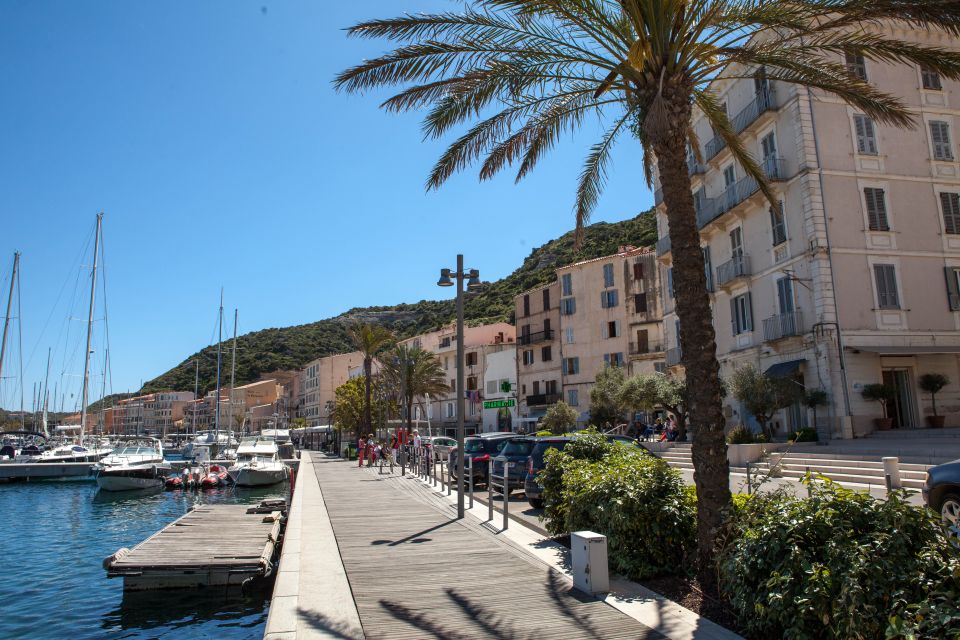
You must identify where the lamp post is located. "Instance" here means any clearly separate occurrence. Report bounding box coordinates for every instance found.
[438,254,480,519]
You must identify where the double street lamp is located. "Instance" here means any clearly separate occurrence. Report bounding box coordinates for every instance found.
[437,254,480,519]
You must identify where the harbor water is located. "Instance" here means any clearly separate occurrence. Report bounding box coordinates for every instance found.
[0,476,287,639]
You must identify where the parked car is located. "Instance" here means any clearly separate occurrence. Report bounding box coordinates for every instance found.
[423,436,457,462]
[524,437,573,509]
[922,459,960,534]
[491,437,536,494]
[448,432,515,486]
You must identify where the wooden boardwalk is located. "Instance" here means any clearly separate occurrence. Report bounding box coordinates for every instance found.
[105,504,281,591]
[313,458,662,640]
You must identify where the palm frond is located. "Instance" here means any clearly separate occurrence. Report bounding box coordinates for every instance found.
[575,106,637,242]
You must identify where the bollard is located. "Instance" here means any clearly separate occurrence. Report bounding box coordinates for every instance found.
[399,449,404,476]
[746,461,752,496]
[885,473,893,493]
[488,459,494,522]
[882,457,902,489]
[503,463,509,531]
[432,455,437,487]
[468,456,474,510]
[447,458,452,496]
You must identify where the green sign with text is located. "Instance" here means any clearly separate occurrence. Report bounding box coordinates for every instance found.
[483,399,515,409]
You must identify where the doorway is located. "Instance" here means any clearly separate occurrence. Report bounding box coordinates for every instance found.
[882,368,918,428]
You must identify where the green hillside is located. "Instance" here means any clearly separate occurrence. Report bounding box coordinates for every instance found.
[141,210,656,396]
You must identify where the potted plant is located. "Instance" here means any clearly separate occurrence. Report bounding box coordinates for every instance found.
[804,389,828,432]
[861,383,896,430]
[918,373,949,428]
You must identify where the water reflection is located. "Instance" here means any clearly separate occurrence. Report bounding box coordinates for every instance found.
[102,587,272,635]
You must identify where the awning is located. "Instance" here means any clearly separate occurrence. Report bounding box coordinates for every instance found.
[850,345,960,355]
[765,359,806,378]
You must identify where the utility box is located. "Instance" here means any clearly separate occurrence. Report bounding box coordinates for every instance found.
[571,531,609,595]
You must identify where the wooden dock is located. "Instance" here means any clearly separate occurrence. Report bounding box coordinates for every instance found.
[104,503,283,591]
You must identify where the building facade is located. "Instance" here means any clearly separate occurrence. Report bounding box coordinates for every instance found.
[301,351,364,427]
[515,282,563,425]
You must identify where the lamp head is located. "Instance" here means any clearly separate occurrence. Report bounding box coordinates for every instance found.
[437,268,454,287]
[467,269,481,290]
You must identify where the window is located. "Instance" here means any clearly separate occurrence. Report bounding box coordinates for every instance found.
[845,53,867,80]
[944,266,960,311]
[567,390,579,406]
[467,352,479,366]
[562,357,580,375]
[723,164,736,189]
[864,188,890,231]
[770,203,787,245]
[603,263,615,287]
[564,327,574,344]
[561,273,572,296]
[941,192,960,235]
[730,292,754,335]
[854,115,878,155]
[543,318,551,335]
[874,264,900,309]
[541,346,552,362]
[466,376,478,391]
[440,336,451,348]
[703,246,713,291]
[542,288,550,310]
[730,227,744,258]
[922,66,942,90]
[636,329,649,353]
[634,292,648,313]
[561,297,577,315]
[601,290,619,308]
[654,362,667,374]
[446,403,455,418]
[666,268,674,299]
[604,320,621,338]
[777,277,795,314]
[633,262,644,280]
[449,378,456,390]
[604,353,624,367]
[931,121,954,161]
[444,357,449,370]
[486,380,498,395]
[523,294,531,317]
[522,350,534,366]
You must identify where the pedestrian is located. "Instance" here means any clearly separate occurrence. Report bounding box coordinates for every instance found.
[358,434,366,467]
[366,433,376,467]
[390,434,399,463]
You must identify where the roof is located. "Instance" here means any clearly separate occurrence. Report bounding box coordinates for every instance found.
[556,246,654,272]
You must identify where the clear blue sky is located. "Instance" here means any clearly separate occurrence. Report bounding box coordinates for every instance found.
[0,0,651,411]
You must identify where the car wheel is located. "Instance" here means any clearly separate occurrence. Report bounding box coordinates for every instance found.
[528,498,544,509]
[941,493,960,538]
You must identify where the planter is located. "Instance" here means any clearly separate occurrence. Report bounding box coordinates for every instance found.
[727,442,785,466]
[927,415,946,429]
[875,418,893,431]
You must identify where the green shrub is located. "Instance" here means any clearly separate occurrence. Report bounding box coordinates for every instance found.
[789,427,818,442]
[534,429,552,437]
[726,424,760,444]
[718,480,960,639]
[540,429,696,579]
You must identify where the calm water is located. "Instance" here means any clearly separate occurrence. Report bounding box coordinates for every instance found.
[0,476,288,640]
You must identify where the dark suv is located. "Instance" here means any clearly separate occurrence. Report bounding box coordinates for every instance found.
[524,437,572,508]
[922,459,960,537]
[448,433,515,486]
[491,437,536,495]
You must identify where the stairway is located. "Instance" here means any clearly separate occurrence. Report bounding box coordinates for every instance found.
[644,442,694,470]
[750,451,931,490]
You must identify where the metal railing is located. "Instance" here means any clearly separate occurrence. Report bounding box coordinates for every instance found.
[488,459,509,531]
[716,255,751,288]
[525,393,561,406]
[666,346,683,367]
[517,329,555,346]
[687,157,707,175]
[696,157,786,229]
[704,88,778,161]
[762,310,804,341]
[629,342,663,355]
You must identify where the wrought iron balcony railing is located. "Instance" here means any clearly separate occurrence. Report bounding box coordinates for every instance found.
[762,311,804,341]
[716,255,752,288]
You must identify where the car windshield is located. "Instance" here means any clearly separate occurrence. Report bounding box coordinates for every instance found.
[501,440,533,456]
[463,439,484,453]
[531,441,568,466]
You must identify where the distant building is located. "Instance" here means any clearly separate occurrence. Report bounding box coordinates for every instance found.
[300,352,365,427]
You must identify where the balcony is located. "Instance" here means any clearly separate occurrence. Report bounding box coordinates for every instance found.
[517,329,554,346]
[656,236,672,257]
[716,255,751,288]
[687,157,707,175]
[630,342,663,356]
[704,88,778,162]
[665,347,683,367]
[526,393,561,407]
[763,311,804,342]
[696,157,785,229]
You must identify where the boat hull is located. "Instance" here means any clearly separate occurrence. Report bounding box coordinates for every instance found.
[229,466,287,487]
[97,474,164,492]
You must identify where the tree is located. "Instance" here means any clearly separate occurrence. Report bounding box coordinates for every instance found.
[348,322,394,439]
[589,365,627,427]
[729,365,801,441]
[620,373,690,440]
[541,401,579,435]
[382,344,450,433]
[918,373,949,418]
[333,376,394,438]
[337,0,960,583]
[804,389,828,431]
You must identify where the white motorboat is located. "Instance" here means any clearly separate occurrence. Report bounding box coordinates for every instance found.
[227,437,288,487]
[182,430,237,459]
[95,437,168,492]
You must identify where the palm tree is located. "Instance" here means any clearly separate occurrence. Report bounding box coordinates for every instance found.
[383,344,450,433]
[336,0,960,581]
[348,322,395,439]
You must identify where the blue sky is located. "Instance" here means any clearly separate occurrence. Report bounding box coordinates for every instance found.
[0,1,651,411]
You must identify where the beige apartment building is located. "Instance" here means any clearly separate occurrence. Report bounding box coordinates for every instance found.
[114,391,195,435]
[300,351,364,426]
[515,282,562,423]
[655,23,960,439]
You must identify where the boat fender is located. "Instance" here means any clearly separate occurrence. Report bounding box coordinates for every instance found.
[103,547,129,570]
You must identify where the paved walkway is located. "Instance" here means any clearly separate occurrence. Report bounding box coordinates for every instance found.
[312,456,662,640]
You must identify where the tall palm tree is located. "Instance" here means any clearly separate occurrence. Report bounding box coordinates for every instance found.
[348,322,395,438]
[383,344,450,433]
[336,0,960,580]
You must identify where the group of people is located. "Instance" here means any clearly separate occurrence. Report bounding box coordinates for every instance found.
[639,416,681,442]
[356,430,422,467]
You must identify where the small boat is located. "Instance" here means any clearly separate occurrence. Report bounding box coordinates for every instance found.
[182,431,237,460]
[227,437,288,487]
[200,463,230,489]
[95,437,168,492]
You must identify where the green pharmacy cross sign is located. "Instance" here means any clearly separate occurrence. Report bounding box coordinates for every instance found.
[483,399,515,409]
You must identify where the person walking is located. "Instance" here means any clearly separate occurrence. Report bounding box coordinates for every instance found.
[366,433,375,467]
[358,434,366,468]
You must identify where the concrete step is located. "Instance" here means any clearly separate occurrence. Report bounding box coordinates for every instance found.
[867,428,960,439]
[754,461,927,480]
[767,455,932,472]
[751,466,925,490]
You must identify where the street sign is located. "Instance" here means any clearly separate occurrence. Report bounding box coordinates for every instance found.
[483,399,515,409]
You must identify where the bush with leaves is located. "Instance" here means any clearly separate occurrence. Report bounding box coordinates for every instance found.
[540,400,579,435]
[788,427,818,443]
[725,424,760,445]
[539,428,696,579]
[718,480,960,639]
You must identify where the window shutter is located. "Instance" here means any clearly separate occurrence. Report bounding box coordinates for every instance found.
[745,292,754,331]
[601,322,608,339]
[855,115,877,154]
[703,247,713,290]
[615,320,621,337]
[864,188,889,231]
[931,121,954,160]
[603,354,610,366]
[942,192,960,235]
[945,267,960,311]
[874,264,899,309]
[611,290,618,307]
[562,358,568,375]
[730,298,738,335]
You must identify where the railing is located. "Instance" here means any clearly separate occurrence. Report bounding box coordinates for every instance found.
[525,393,561,406]
[687,157,707,175]
[665,347,683,367]
[630,342,663,355]
[517,329,554,346]
[716,255,752,287]
[763,311,804,341]
[704,88,778,162]
[696,158,785,229]
[656,236,671,256]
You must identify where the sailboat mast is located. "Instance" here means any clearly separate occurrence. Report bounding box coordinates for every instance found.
[80,213,103,445]
[0,252,19,388]
[214,290,223,443]
[42,347,51,438]
[192,359,199,438]
[228,309,237,435]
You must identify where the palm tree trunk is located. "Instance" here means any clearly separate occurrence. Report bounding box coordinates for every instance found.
[653,98,731,588]
[364,357,372,438]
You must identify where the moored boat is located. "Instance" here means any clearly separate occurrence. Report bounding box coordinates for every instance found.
[95,437,168,492]
[227,437,288,487]
[200,463,230,489]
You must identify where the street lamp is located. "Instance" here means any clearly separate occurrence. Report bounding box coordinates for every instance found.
[438,254,481,519]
